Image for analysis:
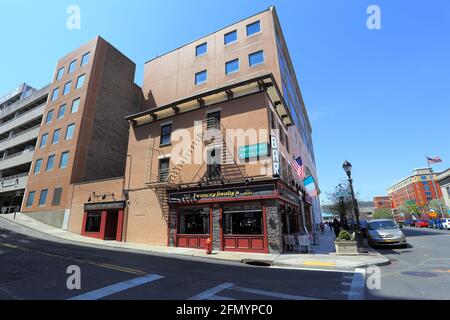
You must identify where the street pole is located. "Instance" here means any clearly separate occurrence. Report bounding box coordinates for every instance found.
[426,155,445,218]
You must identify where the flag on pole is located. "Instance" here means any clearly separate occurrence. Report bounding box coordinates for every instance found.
[289,156,305,179]
[304,175,317,197]
[427,156,442,165]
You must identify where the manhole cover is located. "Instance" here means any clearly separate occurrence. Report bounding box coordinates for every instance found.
[241,259,272,267]
[401,271,438,278]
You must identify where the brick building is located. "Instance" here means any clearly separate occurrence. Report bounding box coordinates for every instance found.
[373,196,392,210]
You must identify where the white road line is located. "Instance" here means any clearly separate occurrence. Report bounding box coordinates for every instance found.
[210,295,236,300]
[231,286,322,300]
[188,282,234,300]
[348,268,366,300]
[67,274,164,300]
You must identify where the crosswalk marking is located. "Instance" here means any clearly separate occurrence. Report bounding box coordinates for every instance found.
[67,274,164,300]
[188,282,234,300]
[348,268,366,300]
[231,286,322,300]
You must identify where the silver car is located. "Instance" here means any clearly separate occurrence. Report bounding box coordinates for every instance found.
[367,219,407,248]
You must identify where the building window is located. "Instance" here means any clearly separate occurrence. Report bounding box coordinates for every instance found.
[246,21,261,36]
[52,187,63,206]
[249,50,264,67]
[178,207,210,234]
[56,67,64,81]
[46,155,56,172]
[51,88,59,101]
[52,129,61,144]
[63,81,71,95]
[195,70,207,85]
[195,43,207,57]
[446,186,450,197]
[68,60,77,73]
[224,30,237,45]
[207,111,221,130]
[34,159,43,175]
[271,112,277,130]
[160,124,172,145]
[85,212,102,233]
[58,104,66,119]
[71,98,80,113]
[207,148,221,180]
[65,124,75,140]
[158,158,170,182]
[60,151,69,169]
[81,52,90,66]
[45,110,54,124]
[225,58,239,75]
[39,133,48,148]
[76,74,85,89]
[285,133,290,153]
[223,204,263,235]
[26,191,35,208]
[38,189,48,207]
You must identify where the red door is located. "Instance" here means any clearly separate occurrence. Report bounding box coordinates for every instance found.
[104,211,118,240]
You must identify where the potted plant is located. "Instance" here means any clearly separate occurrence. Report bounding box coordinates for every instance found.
[334,230,358,255]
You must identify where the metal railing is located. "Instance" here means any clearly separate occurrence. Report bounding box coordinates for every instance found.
[0,172,28,182]
[0,148,35,162]
[0,124,40,144]
[0,85,49,119]
[0,103,45,128]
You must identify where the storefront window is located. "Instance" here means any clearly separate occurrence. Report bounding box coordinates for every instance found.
[223,204,263,235]
[178,207,210,234]
[85,212,101,232]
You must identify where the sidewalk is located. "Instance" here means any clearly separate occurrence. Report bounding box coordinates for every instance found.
[0,213,389,271]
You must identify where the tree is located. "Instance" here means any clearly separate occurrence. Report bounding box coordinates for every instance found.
[326,181,360,229]
[399,201,420,218]
[372,208,393,219]
[428,199,449,216]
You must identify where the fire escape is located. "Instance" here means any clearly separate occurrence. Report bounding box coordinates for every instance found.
[144,118,247,221]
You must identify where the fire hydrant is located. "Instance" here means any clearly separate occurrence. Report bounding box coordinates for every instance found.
[205,238,212,254]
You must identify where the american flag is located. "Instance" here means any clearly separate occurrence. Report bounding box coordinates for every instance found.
[290,156,305,179]
[427,156,442,165]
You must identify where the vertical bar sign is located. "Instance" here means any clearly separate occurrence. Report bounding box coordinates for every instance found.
[271,135,280,177]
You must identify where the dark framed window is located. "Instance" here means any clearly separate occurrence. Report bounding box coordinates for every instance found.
[46,155,56,172]
[68,59,77,73]
[51,88,59,101]
[52,187,63,206]
[178,206,210,234]
[81,52,90,66]
[246,21,261,36]
[26,191,35,208]
[60,151,70,169]
[224,30,237,45]
[34,159,43,174]
[249,50,264,67]
[65,123,75,140]
[71,98,80,113]
[207,111,221,130]
[63,81,71,95]
[159,158,170,182]
[52,129,61,144]
[76,74,85,89]
[56,67,64,81]
[223,204,263,235]
[85,211,102,233]
[39,133,48,148]
[195,43,207,57]
[225,58,239,75]
[207,148,222,180]
[160,124,172,145]
[195,70,207,85]
[58,104,66,119]
[45,110,54,124]
[38,189,48,207]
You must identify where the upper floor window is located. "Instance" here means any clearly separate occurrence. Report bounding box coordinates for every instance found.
[65,123,75,140]
[63,81,71,96]
[76,74,85,89]
[246,21,261,36]
[34,159,43,175]
[159,158,170,182]
[52,187,63,206]
[45,110,54,124]
[56,67,64,81]
[38,189,48,207]
[225,59,239,75]
[52,129,61,144]
[60,151,69,169]
[195,43,207,57]
[224,30,237,45]
[46,155,56,172]
[39,133,48,148]
[51,88,59,101]
[249,50,264,67]
[71,98,80,113]
[68,60,77,74]
[195,70,207,85]
[81,52,90,66]
[160,124,172,145]
[26,191,35,208]
[58,104,66,119]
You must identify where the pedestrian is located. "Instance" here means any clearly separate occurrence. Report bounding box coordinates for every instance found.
[328,221,333,231]
[332,218,341,238]
[320,222,325,233]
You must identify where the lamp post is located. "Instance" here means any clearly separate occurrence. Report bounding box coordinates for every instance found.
[342,160,367,252]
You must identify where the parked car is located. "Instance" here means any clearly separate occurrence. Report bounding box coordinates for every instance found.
[407,220,416,227]
[367,219,407,248]
[415,220,429,228]
[442,218,450,230]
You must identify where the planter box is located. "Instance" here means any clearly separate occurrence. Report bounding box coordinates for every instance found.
[334,240,358,255]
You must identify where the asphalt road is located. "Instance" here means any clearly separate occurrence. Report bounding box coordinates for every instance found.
[0,218,361,300]
[370,226,450,300]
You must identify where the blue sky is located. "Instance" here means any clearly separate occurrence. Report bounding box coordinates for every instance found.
[1,0,449,202]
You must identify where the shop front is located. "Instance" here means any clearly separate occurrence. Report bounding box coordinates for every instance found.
[81,201,125,241]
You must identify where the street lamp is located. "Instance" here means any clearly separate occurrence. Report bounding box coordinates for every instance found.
[342,160,368,253]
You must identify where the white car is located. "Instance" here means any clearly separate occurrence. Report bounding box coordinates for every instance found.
[442,218,450,230]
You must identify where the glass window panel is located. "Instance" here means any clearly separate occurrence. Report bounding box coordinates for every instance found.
[225,59,239,75]
[71,98,80,113]
[26,191,35,208]
[38,189,48,207]
[246,21,261,36]
[195,70,207,85]
[224,30,237,45]
[195,43,207,57]
[249,50,264,67]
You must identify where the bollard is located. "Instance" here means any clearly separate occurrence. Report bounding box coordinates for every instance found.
[205,238,212,254]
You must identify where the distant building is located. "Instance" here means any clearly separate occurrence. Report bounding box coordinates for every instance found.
[373,196,392,210]
[436,169,450,213]
[387,168,443,209]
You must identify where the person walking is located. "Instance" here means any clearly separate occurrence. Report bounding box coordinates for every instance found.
[328,221,333,231]
[332,218,341,238]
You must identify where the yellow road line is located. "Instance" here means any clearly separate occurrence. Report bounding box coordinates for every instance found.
[302,261,336,267]
[0,243,19,249]
[95,263,147,276]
